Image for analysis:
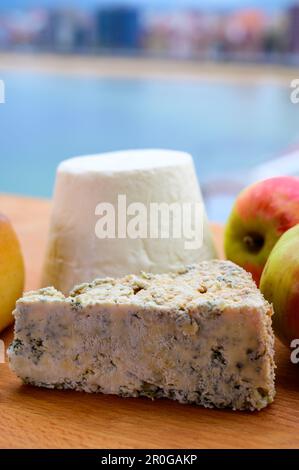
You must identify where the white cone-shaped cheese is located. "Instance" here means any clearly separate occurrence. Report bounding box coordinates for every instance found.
[42,149,217,293]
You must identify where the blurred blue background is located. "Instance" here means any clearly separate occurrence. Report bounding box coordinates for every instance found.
[1,0,299,221]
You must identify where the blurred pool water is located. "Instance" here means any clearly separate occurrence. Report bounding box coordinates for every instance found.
[1,71,299,221]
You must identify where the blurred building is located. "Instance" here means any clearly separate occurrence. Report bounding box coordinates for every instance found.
[96,7,141,50]
[0,4,296,63]
[41,9,94,52]
[223,10,265,56]
[0,9,48,49]
[289,4,299,53]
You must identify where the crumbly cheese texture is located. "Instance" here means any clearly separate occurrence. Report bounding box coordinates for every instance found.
[9,261,275,411]
[41,150,217,294]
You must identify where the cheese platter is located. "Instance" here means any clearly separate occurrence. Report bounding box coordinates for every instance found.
[1,194,299,449]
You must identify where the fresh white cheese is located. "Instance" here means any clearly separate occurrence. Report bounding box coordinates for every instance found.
[42,149,217,294]
[9,261,276,411]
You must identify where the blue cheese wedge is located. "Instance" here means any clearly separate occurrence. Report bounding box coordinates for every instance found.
[8,261,275,411]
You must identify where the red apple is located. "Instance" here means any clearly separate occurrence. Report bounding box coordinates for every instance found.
[225,176,299,285]
[260,224,299,346]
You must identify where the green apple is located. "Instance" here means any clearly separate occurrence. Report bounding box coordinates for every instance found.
[0,213,24,332]
[260,224,299,347]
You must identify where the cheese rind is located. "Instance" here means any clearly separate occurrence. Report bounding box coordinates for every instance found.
[9,261,275,411]
[41,150,217,294]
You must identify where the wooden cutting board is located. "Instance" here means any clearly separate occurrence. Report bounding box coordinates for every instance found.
[0,194,299,449]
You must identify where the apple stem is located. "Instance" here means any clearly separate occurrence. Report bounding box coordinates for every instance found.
[243,233,264,253]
